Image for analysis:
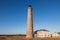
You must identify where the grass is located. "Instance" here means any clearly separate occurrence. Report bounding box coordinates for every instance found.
[0,35,60,40]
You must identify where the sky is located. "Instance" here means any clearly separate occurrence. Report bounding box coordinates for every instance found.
[0,0,60,34]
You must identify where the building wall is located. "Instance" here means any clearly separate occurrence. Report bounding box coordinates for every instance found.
[37,31,51,38]
[34,34,37,38]
[52,32,60,38]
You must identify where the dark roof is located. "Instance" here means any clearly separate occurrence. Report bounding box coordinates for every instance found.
[37,29,49,31]
[34,31,37,34]
[34,29,49,34]
[58,32,60,34]
[28,5,32,7]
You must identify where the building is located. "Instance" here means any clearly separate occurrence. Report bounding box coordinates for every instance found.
[52,32,60,38]
[34,29,51,38]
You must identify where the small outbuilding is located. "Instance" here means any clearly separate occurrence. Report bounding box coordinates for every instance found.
[52,32,60,38]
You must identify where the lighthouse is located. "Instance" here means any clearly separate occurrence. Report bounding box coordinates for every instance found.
[26,5,33,38]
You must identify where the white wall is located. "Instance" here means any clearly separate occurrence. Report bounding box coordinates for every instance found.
[37,31,51,38]
[52,32,60,38]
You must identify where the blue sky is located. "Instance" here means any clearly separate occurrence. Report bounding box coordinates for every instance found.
[0,0,60,34]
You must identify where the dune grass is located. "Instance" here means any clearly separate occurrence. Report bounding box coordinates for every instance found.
[0,35,60,40]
